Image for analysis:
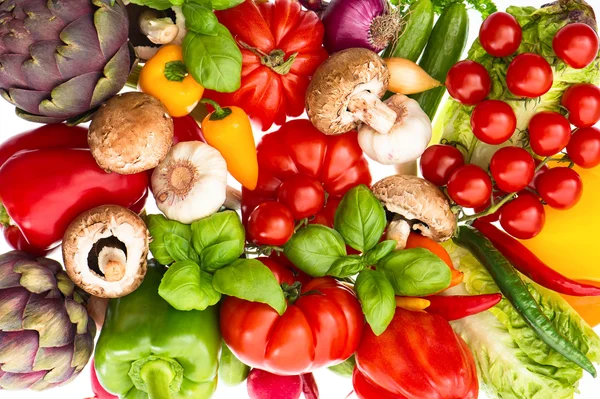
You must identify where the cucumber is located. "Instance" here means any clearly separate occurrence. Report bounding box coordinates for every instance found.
[410,3,469,119]
[383,0,434,62]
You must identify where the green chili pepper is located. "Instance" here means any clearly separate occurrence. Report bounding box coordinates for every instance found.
[453,225,597,377]
[94,260,221,399]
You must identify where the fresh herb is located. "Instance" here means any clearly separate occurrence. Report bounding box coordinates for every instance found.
[397,0,497,18]
[182,3,220,36]
[284,225,347,277]
[146,214,192,265]
[327,255,365,279]
[355,269,396,336]
[363,240,397,266]
[158,260,221,311]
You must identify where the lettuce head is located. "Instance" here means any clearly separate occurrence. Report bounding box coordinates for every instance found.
[436,0,600,169]
[443,241,600,399]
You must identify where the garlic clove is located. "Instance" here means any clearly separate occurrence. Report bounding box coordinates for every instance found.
[152,141,228,224]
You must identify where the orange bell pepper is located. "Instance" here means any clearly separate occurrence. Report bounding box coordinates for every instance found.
[201,99,258,190]
[138,44,204,117]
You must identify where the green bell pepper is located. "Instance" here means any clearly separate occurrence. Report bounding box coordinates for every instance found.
[94,260,221,399]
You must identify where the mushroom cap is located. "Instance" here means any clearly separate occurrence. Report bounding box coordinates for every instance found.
[88,92,174,174]
[62,205,149,298]
[372,175,456,242]
[306,48,389,135]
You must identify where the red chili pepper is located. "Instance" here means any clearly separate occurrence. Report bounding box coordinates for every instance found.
[473,220,600,296]
[0,148,148,252]
[426,294,503,321]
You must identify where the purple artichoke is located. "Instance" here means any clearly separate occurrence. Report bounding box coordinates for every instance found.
[0,251,96,391]
[0,0,131,123]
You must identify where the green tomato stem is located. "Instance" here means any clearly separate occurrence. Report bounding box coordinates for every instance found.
[465,136,479,164]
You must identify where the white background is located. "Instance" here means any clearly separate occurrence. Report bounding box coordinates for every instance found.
[1,0,599,398]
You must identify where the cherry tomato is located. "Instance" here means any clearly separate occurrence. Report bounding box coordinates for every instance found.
[528,111,571,156]
[536,167,583,210]
[500,191,545,239]
[247,202,295,246]
[561,83,600,128]
[470,100,517,144]
[445,61,491,105]
[506,53,553,98]
[479,12,522,57]
[490,146,535,193]
[419,145,465,186]
[552,23,599,69]
[277,175,326,220]
[566,127,600,168]
[447,164,493,208]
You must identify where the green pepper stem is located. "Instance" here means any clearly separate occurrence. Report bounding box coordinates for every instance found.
[140,359,176,399]
[200,99,232,121]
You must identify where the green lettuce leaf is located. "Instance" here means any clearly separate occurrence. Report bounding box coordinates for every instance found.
[436,0,600,169]
[443,241,600,399]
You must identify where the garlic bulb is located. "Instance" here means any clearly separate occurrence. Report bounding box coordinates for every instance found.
[358,94,432,165]
[152,141,227,224]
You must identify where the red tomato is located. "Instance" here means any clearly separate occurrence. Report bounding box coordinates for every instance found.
[561,83,600,128]
[506,53,553,98]
[221,257,364,375]
[445,61,491,105]
[500,191,545,239]
[354,308,478,399]
[419,145,465,186]
[447,164,493,208]
[536,167,583,210]
[247,202,295,246]
[470,100,517,144]
[207,0,328,130]
[567,127,600,168]
[479,12,522,57]
[277,174,325,220]
[490,146,535,193]
[242,119,371,227]
[552,23,599,69]
[528,111,571,156]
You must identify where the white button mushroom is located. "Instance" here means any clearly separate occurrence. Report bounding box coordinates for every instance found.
[62,205,150,298]
[371,175,456,250]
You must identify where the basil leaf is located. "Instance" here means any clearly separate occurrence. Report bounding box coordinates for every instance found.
[183,3,219,36]
[327,255,365,278]
[164,232,199,263]
[363,240,397,266]
[191,211,245,271]
[128,0,172,10]
[334,185,386,253]
[158,261,221,311]
[328,355,356,378]
[377,248,452,296]
[212,259,287,315]
[147,214,192,265]
[355,269,396,336]
[182,24,242,93]
[219,342,250,386]
[284,225,347,277]
[210,0,244,10]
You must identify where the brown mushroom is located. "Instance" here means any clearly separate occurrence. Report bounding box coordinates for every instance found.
[305,48,397,136]
[62,205,150,298]
[88,92,174,174]
[371,175,456,250]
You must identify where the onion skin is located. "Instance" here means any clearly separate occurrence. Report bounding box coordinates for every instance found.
[322,0,393,53]
[386,58,442,95]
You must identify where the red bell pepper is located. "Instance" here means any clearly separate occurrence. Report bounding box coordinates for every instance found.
[426,294,503,321]
[354,308,478,399]
[207,0,329,131]
[473,220,600,296]
[241,119,371,227]
[172,115,205,144]
[0,148,148,253]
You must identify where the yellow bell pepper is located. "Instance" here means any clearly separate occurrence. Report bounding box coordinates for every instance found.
[139,44,204,117]
[523,165,600,326]
[201,99,258,191]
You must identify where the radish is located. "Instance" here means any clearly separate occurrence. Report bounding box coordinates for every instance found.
[247,369,302,399]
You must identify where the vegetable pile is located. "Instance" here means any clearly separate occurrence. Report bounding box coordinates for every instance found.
[0,0,599,398]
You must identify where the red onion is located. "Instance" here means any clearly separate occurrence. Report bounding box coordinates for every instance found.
[321,0,401,53]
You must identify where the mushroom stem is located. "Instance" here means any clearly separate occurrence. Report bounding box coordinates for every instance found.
[387,216,411,250]
[140,10,179,45]
[225,186,242,211]
[98,247,127,282]
[394,161,418,176]
[348,91,397,135]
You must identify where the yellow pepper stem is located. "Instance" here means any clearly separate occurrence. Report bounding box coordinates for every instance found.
[201,98,232,120]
